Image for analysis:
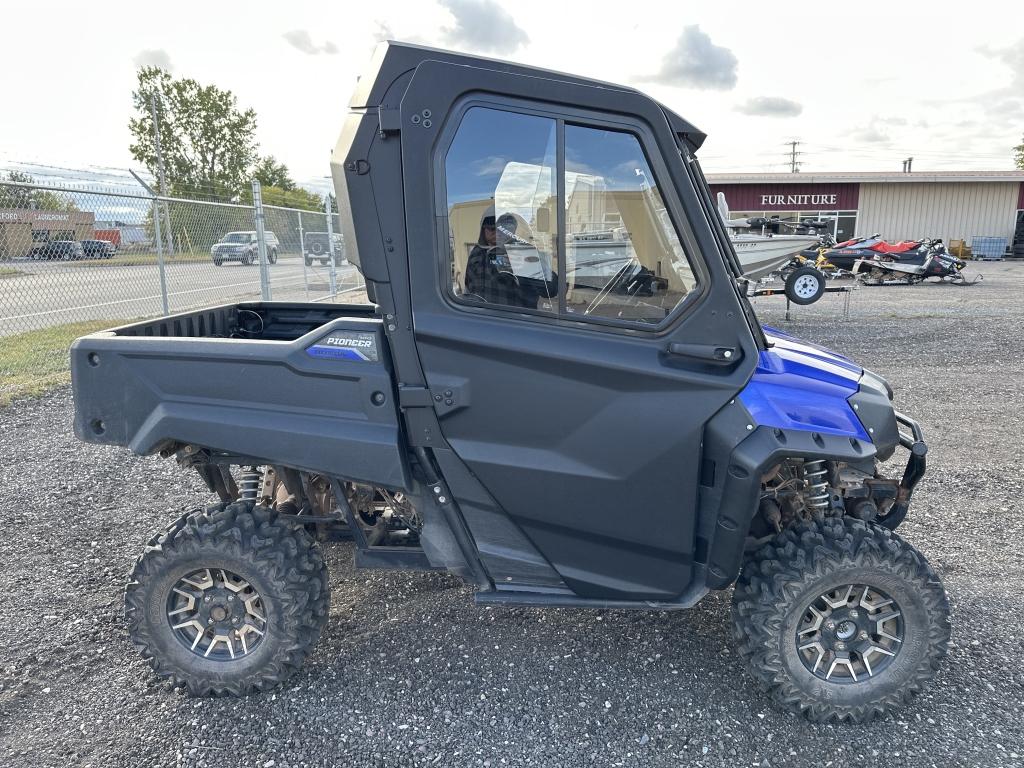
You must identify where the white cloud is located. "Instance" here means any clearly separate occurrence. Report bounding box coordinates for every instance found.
[282,30,339,56]
[735,96,802,118]
[133,49,173,71]
[438,0,529,55]
[646,26,738,90]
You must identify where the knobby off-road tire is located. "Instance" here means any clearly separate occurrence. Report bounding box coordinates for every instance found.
[125,501,329,696]
[732,517,950,722]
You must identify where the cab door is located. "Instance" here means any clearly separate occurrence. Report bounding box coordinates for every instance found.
[399,61,758,600]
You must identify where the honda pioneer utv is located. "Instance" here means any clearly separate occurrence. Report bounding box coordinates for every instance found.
[70,42,949,722]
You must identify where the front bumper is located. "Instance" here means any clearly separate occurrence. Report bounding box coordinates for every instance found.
[879,411,928,530]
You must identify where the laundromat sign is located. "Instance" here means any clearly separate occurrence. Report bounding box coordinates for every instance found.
[708,183,859,211]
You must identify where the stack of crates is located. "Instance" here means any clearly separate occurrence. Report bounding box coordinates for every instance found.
[970,236,1008,260]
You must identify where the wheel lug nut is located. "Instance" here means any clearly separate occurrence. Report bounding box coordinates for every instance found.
[826,621,836,630]
[850,610,859,618]
[859,631,868,639]
[836,642,846,651]
[228,596,235,602]
[204,596,211,603]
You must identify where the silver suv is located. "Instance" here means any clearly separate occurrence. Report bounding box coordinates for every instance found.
[211,231,280,266]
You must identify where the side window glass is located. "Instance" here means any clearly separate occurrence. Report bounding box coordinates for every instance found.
[563,125,698,325]
[444,108,558,312]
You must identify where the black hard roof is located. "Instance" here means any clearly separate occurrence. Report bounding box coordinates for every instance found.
[350,41,707,151]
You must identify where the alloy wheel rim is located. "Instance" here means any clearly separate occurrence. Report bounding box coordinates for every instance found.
[166,568,267,660]
[795,583,904,683]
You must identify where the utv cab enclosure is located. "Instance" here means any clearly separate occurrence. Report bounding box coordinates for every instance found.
[71,42,948,722]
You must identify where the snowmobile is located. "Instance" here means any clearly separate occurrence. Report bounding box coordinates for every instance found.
[854,239,980,284]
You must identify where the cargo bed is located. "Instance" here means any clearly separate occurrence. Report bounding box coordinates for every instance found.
[71,302,410,489]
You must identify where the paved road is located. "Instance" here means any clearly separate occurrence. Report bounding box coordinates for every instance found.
[0,254,365,335]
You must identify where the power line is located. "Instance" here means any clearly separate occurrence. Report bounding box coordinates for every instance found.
[785,140,803,173]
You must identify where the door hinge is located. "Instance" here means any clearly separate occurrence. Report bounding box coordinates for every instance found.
[398,385,434,408]
[378,106,401,136]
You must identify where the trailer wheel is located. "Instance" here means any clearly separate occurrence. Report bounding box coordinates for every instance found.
[731,517,949,723]
[125,501,329,696]
[785,266,826,305]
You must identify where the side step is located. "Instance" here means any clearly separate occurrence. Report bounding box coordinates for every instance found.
[354,546,442,571]
[474,584,708,611]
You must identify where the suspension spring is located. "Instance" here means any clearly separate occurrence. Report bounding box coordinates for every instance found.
[802,460,830,512]
[238,466,263,502]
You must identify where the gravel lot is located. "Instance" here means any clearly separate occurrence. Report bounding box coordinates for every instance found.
[1,261,1022,768]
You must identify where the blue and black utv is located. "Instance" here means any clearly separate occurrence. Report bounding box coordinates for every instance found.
[70,43,949,723]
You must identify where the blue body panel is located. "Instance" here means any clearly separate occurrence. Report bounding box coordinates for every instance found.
[738,328,870,441]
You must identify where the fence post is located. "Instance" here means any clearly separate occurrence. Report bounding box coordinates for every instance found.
[152,195,170,315]
[252,180,272,301]
[325,196,338,298]
[298,210,309,301]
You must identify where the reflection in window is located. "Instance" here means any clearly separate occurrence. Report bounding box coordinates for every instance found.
[445,107,558,311]
[564,125,697,325]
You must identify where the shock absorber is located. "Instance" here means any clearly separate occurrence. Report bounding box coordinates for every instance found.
[238,466,263,502]
[802,460,830,512]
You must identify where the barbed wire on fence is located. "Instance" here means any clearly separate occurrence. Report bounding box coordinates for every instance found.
[0,177,368,336]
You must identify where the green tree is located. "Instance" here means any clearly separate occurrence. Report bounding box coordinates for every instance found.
[1015,135,1024,170]
[128,67,258,200]
[253,156,295,191]
[0,171,78,211]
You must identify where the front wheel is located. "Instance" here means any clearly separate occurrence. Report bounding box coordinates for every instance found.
[784,265,826,305]
[268,249,278,265]
[124,501,329,696]
[732,517,950,723]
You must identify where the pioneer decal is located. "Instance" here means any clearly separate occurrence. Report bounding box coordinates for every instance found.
[305,331,379,362]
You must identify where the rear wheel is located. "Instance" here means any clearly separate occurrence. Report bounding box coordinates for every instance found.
[784,266,826,305]
[268,249,278,264]
[125,501,329,696]
[213,259,223,267]
[732,517,949,722]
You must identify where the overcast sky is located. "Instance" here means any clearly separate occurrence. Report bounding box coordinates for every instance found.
[1,0,1021,195]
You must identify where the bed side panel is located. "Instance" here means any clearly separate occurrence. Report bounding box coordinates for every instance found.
[70,318,409,489]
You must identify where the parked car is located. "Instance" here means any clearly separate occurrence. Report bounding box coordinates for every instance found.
[210,231,280,266]
[33,240,86,260]
[80,239,116,259]
[303,232,345,266]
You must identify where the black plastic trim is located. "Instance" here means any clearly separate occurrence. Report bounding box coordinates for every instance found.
[703,424,876,589]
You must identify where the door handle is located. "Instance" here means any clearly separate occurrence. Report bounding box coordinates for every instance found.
[667,342,740,364]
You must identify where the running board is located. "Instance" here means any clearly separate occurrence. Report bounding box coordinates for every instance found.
[355,546,441,571]
[474,584,708,611]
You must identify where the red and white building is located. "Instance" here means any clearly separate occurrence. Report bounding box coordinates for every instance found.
[708,171,1024,252]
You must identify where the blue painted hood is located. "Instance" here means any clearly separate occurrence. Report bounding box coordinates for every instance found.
[737,326,869,440]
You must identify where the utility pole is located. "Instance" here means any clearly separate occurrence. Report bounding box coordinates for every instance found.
[906,156,913,172]
[786,140,802,173]
[149,93,175,256]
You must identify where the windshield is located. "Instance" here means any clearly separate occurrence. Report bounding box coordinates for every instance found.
[222,233,253,243]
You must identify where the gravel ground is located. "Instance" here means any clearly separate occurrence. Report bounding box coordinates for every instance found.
[1,260,1022,768]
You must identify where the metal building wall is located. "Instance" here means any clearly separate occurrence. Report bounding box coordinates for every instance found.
[857,182,1018,243]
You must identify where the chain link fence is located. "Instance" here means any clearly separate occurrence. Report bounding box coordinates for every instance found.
[0,179,368,336]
